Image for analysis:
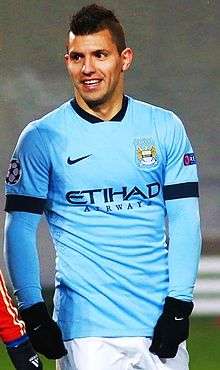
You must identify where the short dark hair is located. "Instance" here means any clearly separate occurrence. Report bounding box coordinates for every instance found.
[69,3,126,53]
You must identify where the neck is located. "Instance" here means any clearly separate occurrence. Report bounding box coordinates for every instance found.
[75,91,124,121]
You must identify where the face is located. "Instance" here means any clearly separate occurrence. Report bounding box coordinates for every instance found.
[65,29,133,108]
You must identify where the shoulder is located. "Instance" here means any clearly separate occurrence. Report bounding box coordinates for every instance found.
[18,100,72,143]
[128,96,180,121]
[130,96,185,133]
[33,100,72,131]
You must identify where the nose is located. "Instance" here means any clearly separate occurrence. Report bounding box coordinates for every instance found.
[81,56,95,75]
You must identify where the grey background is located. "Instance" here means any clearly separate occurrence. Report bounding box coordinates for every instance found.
[0,0,219,286]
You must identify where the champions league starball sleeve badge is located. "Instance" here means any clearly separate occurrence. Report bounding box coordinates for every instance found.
[5,159,22,185]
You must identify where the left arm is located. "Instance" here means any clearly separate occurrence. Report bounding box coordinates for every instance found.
[150,196,201,358]
[162,113,202,300]
[166,196,201,301]
[150,110,201,358]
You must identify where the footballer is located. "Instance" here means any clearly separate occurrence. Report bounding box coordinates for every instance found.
[4,4,201,370]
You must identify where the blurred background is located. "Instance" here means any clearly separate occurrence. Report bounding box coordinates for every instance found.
[0,1,220,368]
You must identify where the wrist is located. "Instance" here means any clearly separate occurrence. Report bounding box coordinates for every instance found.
[15,288,43,310]
[20,301,49,329]
[164,297,193,317]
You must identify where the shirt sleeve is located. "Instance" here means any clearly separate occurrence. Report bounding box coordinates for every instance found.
[4,212,43,309]
[163,112,199,200]
[5,122,49,214]
[4,122,48,308]
[161,111,201,300]
[166,198,202,301]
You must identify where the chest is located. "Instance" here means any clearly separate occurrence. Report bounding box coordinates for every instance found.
[48,118,165,197]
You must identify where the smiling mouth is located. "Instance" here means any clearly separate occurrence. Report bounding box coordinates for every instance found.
[82,79,102,87]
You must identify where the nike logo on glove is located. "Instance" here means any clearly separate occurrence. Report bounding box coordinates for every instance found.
[174,317,184,321]
[67,154,91,165]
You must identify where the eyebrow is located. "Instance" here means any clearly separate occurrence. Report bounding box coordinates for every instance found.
[69,49,109,56]
[69,51,84,57]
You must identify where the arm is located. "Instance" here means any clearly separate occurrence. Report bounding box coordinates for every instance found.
[4,211,67,360]
[166,197,201,301]
[150,197,201,358]
[163,115,202,300]
[4,211,43,309]
[150,110,201,358]
[4,123,66,359]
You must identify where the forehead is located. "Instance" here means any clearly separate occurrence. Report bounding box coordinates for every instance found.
[68,29,118,53]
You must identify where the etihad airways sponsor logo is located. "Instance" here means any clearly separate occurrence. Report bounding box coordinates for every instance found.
[66,182,160,206]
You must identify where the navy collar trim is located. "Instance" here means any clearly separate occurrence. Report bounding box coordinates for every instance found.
[70,96,128,123]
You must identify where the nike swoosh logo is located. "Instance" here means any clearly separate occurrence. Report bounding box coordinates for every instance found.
[174,317,184,321]
[67,154,91,165]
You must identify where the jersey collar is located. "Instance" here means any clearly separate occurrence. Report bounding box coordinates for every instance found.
[70,96,128,123]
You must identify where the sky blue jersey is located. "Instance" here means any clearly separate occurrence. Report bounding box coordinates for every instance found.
[5,96,201,339]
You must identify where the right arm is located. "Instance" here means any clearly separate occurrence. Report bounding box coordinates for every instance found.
[4,123,66,359]
[4,123,48,309]
[4,211,43,309]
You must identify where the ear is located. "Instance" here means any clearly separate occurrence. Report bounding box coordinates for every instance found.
[64,53,69,67]
[121,48,133,72]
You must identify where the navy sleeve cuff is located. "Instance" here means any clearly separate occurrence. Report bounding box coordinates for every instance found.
[163,182,199,201]
[5,195,46,214]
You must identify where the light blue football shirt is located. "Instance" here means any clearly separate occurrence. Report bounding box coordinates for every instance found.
[5,96,200,339]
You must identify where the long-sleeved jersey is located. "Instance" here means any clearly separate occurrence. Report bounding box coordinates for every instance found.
[0,270,26,344]
[4,96,201,340]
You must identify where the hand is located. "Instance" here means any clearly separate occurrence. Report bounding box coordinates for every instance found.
[20,302,67,359]
[149,297,193,358]
[7,339,43,370]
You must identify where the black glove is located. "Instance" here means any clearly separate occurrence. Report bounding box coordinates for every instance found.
[149,297,193,358]
[20,302,67,359]
[7,339,43,370]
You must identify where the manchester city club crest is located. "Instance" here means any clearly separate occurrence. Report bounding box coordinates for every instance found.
[134,138,158,168]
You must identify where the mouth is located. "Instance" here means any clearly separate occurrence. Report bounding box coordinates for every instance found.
[81,79,103,89]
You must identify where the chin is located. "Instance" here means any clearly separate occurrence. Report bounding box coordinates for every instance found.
[84,95,107,108]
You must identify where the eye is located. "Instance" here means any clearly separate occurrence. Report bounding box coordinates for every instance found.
[94,50,107,59]
[69,52,82,62]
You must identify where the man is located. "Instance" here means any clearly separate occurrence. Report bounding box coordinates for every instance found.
[4,4,201,370]
[0,269,42,369]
